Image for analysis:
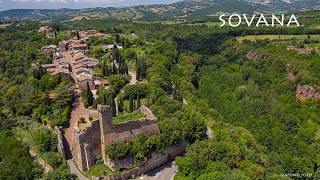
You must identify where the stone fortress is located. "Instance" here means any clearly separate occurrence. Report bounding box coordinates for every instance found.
[71,105,161,172]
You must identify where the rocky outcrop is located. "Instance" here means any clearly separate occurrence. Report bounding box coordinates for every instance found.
[246,51,267,60]
[286,63,298,81]
[296,85,320,101]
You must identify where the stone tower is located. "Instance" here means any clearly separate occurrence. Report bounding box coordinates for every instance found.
[97,104,113,162]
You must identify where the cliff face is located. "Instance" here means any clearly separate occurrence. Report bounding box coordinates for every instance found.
[296,85,320,101]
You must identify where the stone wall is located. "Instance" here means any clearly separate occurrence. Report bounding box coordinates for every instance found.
[72,105,161,172]
[136,140,187,175]
[98,105,160,164]
[103,119,160,145]
[72,120,101,171]
[98,141,188,180]
[54,126,66,159]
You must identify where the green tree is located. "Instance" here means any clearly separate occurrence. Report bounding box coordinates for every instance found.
[105,141,131,160]
[118,95,124,113]
[76,31,80,40]
[82,82,93,107]
[137,93,141,108]
[129,95,134,113]
[0,130,35,179]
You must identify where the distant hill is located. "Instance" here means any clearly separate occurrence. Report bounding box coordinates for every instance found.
[0,0,319,21]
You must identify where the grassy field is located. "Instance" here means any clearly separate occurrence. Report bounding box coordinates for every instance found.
[186,22,222,26]
[112,111,146,124]
[0,24,10,28]
[236,34,320,42]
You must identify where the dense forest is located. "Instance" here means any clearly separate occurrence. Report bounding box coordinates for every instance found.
[1,13,320,179]
[0,23,71,179]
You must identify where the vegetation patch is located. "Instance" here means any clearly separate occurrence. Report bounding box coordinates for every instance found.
[112,111,146,125]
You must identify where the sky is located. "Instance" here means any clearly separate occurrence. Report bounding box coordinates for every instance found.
[0,0,182,11]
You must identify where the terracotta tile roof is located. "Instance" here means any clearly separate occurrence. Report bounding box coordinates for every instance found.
[77,73,93,82]
[73,44,87,48]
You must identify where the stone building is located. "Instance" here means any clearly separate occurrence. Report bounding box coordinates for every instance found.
[71,105,160,172]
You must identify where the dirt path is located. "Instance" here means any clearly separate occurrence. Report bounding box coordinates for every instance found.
[129,70,137,85]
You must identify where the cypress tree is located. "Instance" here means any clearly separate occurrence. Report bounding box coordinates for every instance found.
[102,60,107,76]
[102,92,107,105]
[76,31,80,40]
[133,100,136,111]
[84,81,93,107]
[115,33,120,43]
[124,63,128,75]
[137,93,140,108]
[112,61,117,75]
[136,60,140,80]
[129,95,133,113]
[118,95,124,113]
[110,95,116,117]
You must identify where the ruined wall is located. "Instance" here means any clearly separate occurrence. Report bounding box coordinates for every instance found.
[99,141,188,180]
[136,140,187,175]
[296,84,320,101]
[72,120,101,171]
[72,105,161,172]
[103,119,160,145]
[54,126,66,159]
[98,105,160,164]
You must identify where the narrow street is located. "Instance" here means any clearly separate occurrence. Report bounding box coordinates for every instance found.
[67,160,89,180]
[138,161,177,180]
[62,51,91,149]
[61,51,90,180]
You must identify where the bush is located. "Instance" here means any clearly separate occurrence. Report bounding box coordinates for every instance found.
[42,152,63,168]
[79,117,86,123]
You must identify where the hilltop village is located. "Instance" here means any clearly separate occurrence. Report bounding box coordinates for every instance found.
[36,26,192,179]
[2,10,320,180]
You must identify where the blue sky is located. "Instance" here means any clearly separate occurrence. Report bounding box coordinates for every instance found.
[0,0,181,11]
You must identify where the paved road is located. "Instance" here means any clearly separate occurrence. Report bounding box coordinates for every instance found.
[67,160,89,180]
[137,161,177,180]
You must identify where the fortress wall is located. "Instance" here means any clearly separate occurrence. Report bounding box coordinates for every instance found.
[112,118,160,133]
[54,126,66,159]
[136,140,187,175]
[139,105,156,120]
[103,119,160,146]
[104,141,188,178]
[72,132,86,171]
[72,105,162,172]
[78,120,102,156]
[72,120,101,171]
